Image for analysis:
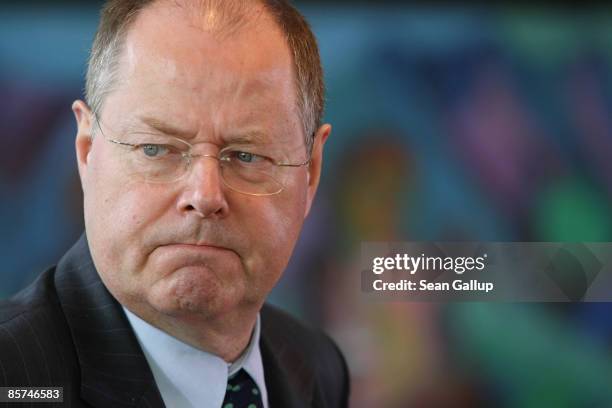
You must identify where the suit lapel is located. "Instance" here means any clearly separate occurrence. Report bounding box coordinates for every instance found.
[260,307,314,408]
[54,235,165,408]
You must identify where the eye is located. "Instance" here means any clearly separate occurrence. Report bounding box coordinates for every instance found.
[220,149,276,169]
[223,150,267,164]
[236,151,257,163]
[140,144,169,158]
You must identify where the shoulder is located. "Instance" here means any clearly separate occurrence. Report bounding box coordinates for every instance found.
[260,303,350,405]
[0,267,55,322]
[0,267,78,386]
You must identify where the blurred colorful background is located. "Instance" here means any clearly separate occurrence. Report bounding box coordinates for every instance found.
[2,2,612,407]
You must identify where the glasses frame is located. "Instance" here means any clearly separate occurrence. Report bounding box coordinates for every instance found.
[92,114,312,196]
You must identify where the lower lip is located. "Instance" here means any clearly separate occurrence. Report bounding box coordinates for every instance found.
[160,244,230,253]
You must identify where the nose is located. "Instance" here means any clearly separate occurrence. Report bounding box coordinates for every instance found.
[176,155,229,219]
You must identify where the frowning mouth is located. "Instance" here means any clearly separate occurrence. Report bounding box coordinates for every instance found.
[158,243,233,253]
[151,243,241,272]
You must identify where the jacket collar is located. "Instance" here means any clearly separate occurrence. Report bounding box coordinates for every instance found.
[260,305,315,408]
[54,234,164,408]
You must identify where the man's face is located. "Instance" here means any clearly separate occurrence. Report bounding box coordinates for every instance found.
[73,2,329,321]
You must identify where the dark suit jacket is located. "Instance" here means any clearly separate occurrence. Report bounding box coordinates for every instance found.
[0,236,349,407]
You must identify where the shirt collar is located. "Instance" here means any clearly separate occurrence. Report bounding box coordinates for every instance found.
[123,307,269,408]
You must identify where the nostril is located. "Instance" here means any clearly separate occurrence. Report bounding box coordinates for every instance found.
[185,205,195,211]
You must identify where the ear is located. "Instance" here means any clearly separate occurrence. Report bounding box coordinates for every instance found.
[304,123,331,218]
[72,100,94,191]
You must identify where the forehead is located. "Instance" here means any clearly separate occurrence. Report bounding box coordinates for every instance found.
[103,0,302,143]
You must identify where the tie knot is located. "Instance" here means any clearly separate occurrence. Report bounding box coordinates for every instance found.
[223,368,263,408]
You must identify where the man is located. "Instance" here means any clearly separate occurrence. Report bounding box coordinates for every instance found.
[0,0,349,407]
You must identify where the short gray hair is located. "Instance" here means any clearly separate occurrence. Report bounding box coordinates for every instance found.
[85,0,324,151]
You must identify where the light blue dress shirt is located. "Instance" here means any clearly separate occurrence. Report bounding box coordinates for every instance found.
[123,307,269,408]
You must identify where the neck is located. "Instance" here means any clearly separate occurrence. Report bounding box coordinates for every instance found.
[127,302,260,362]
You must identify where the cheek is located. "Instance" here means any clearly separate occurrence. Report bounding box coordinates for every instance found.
[270,175,309,246]
[86,179,146,238]
[236,183,308,280]
[83,162,174,283]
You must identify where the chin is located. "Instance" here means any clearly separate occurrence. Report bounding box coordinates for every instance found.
[146,269,244,318]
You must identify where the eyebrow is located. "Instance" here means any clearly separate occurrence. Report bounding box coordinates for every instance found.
[132,116,279,145]
[134,116,197,140]
[225,130,272,146]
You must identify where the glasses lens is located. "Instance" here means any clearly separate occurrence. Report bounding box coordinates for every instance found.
[220,163,284,195]
[118,138,191,183]
[137,155,187,183]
